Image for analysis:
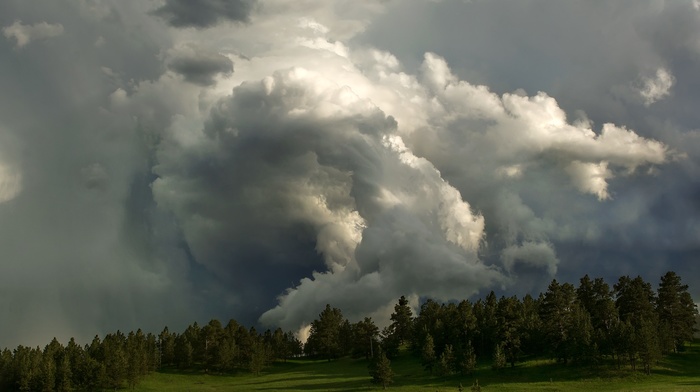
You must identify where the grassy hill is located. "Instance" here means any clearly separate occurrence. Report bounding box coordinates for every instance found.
[134,341,700,392]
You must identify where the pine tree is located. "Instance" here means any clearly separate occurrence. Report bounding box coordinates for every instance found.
[248,339,267,376]
[411,299,443,355]
[388,296,414,347]
[496,295,522,367]
[436,344,455,376]
[457,342,477,375]
[146,333,159,373]
[566,303,593,363]
[217,332,236,372]
[636,319,661,375]
[305,305,345,360]
[103,332,127,390]
[352,317,379,359]
[657,271,699,352]
[62,338,81,389]
[159,327,176,367]
[174,334,194,369]
[520,294,544,356]
[0,348,12,391]
[14,345,39,392]
[474,292,498,358]
[270,328,288,362]
[492,343,506,371]
[539,279,577,362]
[679,291,699,344]
[202,319,224,372]
[55,353,71,392]
[39,339,59,392]
[421,334,437,374]
[339,319,354,357]
[368,349,393,389]
[615,276,656,329]
[126,330,144,389]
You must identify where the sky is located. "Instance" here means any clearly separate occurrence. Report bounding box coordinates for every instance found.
[0,0,699,348]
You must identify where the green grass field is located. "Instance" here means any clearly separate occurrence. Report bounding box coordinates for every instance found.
[135,342,700,391]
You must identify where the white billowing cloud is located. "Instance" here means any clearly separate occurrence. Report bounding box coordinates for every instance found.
[417,53,667,170]
[566,161,612,200]
[639,67,675,106]
[353,52,670,275]
[407,54,669,198]
[382,135,484,251]
[3,20,64,48]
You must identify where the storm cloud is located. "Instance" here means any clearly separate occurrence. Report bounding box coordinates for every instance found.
[152,0,255,28]
[0,0,699,347]
[167,45,233,86]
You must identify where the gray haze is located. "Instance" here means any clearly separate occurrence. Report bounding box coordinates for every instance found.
[0,0,698,348]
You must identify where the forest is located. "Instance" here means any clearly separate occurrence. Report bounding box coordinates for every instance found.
[0,271,697,391]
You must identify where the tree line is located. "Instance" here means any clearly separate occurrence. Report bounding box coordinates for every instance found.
[0,271,696,390]
[0,319,302,391]
[303,271,697,388]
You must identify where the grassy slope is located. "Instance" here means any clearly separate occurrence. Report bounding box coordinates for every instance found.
[135,341,700,392]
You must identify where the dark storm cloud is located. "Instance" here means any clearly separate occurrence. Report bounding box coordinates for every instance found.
[167,46,233,86]
[152,0,255,28]
[1,0,699,349]
[0,1,203,348]
[152,67,501,330]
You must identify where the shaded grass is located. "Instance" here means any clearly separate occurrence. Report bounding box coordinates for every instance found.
[135,340,700,391]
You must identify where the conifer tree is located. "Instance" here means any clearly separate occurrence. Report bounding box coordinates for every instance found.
[55,353,71,392]
[388,296,414,347]
[539,279,576,362]
[158,327,176,367]
[369,349,393,389]
[174,334,194,369]
[436,344,455,376]
[457,341,477,375]
[657,271,699,352]
[103,332,127,390]
[492,343,506,371]
[636,319,661,375]
[474,292,498,357]
[421,334,437,374]
[305,304,345,360]
[496,295,522,367]
[202,319,224,372]
[352,317,379,359]
[248,339,267,376]
[0,348,12,390]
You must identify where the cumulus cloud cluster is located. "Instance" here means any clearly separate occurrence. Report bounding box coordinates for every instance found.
[153,66,502,329]
[145,34,670,331]
[0,0,699,347]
